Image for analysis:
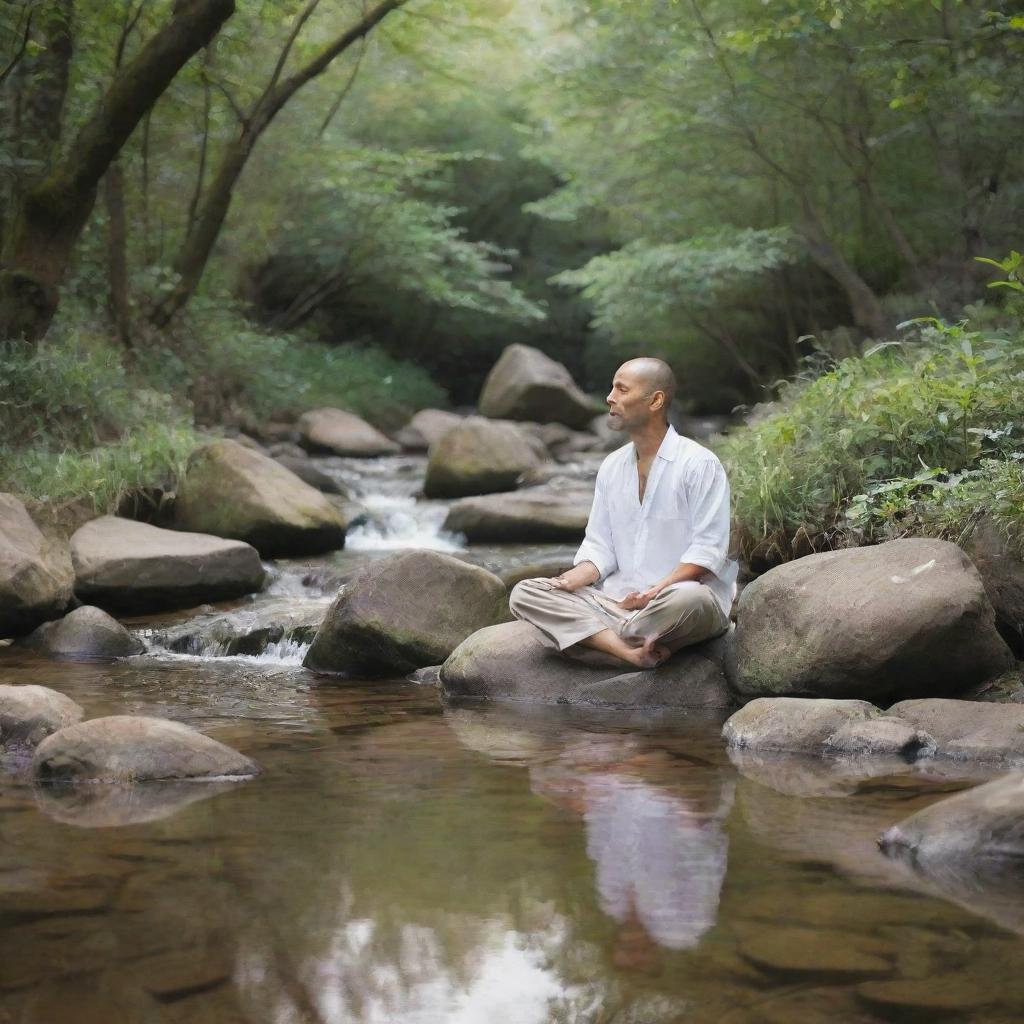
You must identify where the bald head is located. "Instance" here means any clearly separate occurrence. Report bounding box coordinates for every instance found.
[617,358,676,419]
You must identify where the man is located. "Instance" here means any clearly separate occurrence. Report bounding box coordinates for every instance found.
[509,357,737,669]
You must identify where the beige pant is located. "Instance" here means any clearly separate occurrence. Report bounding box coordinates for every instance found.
[509,578,729,654]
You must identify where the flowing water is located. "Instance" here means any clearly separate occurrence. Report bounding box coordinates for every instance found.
[2,454,1024,1023]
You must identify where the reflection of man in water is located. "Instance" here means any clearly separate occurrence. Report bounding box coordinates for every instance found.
[509,358,737,669]
[529,739,734,969]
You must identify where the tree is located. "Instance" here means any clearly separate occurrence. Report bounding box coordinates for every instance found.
[0,0,236,342]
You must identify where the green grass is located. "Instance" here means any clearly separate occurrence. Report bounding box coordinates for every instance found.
[716,310,1024,566]
[0,304,447,513]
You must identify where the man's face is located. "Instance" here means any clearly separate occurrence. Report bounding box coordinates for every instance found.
[606,366,658,432]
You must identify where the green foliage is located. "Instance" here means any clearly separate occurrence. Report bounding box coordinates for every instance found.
[718,308,1024,561]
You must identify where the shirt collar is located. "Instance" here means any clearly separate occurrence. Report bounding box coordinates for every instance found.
[655,424,679,462]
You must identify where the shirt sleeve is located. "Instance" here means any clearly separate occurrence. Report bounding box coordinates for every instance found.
[679,457,732,579]
[574,464,618,580]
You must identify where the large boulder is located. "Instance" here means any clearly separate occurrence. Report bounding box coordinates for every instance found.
[443,486,591,543]
[879,771,1024,875]
[71,516,265,614]
[297,407,400,457]
[727,539,1014,702]
[24,605,144,661]
[440,620,733,710]
[33,716,259,782]
[174,439,347,557]
[423,417,542,498]
[964,516,1024,656]
[478,344,599,429]
[393,409,464,451]
[304,550,508,677]
[0,494,74,638]
[0,685,84,747]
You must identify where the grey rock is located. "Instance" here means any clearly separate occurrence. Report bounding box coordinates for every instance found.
[24,605,144,661]
[393,409,464,451]
[423,417,542,498]
[0,494,74,638]
[273,455,346,495]
[498,553,576,590]
[879,771,1024,873]
[964,515,1024,656]
[440,620,733,710]
[33,715,260,782]
[728,539,1013,702]
[962,664,1024,703]
[443,486,591,543]
[478,344,600,429]
[824,717,935,759]
[407,665,442,686]
[722,697,879,754]
[174,439,346,557]
[72,516,265,613]
[297,407,400,457]
[266,441,307,460]
[304,550,508,677]
[0,685,84,747]
[887,698,1024,763]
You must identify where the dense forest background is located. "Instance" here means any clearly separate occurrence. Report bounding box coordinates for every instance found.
[1,0,1023,552]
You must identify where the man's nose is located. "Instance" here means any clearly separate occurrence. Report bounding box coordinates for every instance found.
[605,390,615,405]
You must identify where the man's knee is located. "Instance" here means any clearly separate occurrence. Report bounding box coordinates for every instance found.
[509,577,550,621]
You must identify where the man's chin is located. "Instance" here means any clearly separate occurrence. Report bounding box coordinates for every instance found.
[607,413,626,432]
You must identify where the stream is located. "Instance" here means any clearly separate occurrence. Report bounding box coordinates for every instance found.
[2,452,1023,1022]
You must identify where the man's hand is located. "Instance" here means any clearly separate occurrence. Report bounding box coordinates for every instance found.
[618,587,660,611]
[546,561,600,593]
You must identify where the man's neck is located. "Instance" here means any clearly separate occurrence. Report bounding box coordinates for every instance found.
[629,420,669,461]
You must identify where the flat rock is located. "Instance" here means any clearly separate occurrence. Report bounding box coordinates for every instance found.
[304,550,508,677]
[722,697,879,754]
[824,717,935,759]
[856,977,995,1014]
[33,716,260,782]
[423,417,542,498]
[0,493,74,639]
[174,439,346,557]
[737,924,893,976]
[478,343,599,429]
[887,698,1024,763]
[393,408,463,451]
[728,539,1013,702]
[71,516,265,613]
[0,685,84,747]
[297,407,400,457]
[440,620,733,710]
[24,605,144,661]
[443,486,591,542]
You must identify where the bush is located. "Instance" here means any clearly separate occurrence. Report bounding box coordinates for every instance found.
[717,311,1024,566]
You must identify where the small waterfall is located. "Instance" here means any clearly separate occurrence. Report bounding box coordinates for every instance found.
[346,494,464,552]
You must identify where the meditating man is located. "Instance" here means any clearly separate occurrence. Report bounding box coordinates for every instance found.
[509,357,737,668]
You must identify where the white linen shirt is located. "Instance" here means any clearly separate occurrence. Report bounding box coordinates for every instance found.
[574,426,738,616]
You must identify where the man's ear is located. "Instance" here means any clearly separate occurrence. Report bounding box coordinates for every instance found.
[650,390,665,411]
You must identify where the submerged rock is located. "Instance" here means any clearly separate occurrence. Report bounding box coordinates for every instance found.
[0,493,74,639]
[0,684,84,747]
[440,620,733,710]
[478,344,600,429]
[393,408,464,451]
[304,550,508,677]
[174,439,347,557]
[24,605,144,661]
[728,538,1013,702]
[297,407,400,457]
[443,486,591,543]
[71,516,265,613]
[423,417,542,498]
[33,716,260,782]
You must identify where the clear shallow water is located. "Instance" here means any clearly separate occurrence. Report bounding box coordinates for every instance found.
[4,454,1024,1022]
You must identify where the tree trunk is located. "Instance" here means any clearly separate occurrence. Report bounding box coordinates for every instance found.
[0,0,235,342]
[799,195,885,338]
[149,0,406,328]
[104,162,131,347]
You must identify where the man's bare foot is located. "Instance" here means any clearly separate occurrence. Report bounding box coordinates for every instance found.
[622,637,670,669]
